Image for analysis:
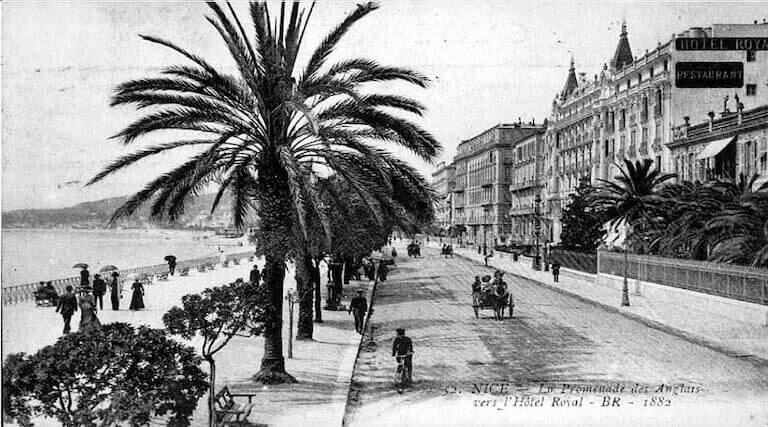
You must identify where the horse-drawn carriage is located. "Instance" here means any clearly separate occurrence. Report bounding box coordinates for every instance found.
[34,286,59,307]
[472,274,513,320]
[407,242,421,258]
[440,245,454,258]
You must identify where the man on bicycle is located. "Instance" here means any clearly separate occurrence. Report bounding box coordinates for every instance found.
[392,328,414,384]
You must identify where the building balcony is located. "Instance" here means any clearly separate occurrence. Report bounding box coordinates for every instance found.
[639,143,648,155]
[481,181,493,188]
[510,179,541,191]
[652,137,662,152]
[509,206,536,215]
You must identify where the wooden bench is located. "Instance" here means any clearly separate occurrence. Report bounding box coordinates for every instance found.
[222,260,230,268]
[179,267,190,277]
[157,272,169,281]
[198,265,207,273]
[247,255,255,262]
[213,386,256,426]
[233,258,241,266]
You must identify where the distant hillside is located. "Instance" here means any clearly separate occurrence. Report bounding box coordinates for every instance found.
[2,193,244,229]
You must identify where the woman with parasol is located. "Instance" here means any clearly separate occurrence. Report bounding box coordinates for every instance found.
[165,255,177,275]
[108,271,121,310]
[73,263,90,288]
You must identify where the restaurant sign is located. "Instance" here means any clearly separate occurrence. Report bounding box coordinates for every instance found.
[675,62,743,88]
[675,37,768,51]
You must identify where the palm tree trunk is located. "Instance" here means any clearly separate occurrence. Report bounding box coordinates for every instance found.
[313,258,323,323]
[253,255,297,383]
[252,164,297,384]
[295,253,314,340]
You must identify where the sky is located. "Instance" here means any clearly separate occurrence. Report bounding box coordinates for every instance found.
[2,1,767,211]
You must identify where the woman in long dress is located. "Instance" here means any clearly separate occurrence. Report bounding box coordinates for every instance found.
[129,280,145,311]
[78,293,102,332]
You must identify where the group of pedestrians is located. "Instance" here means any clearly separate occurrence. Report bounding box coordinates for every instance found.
[54,266,149,336]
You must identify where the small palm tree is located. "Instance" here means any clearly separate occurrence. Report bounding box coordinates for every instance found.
[706,177,768,267]
[639,181,729,260]
[590,159,676,305]
[89,1,439,383]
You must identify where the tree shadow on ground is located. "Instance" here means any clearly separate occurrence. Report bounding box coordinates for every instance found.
[372,280,454,306]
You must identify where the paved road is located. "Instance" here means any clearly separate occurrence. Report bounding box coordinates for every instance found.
[344,246,768,426]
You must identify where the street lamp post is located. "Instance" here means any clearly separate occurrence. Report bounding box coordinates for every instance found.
[533,193,542,270]
[286,290,299,358]
[622,235,630,307]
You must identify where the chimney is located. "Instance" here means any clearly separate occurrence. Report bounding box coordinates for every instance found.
[707,111,715,132]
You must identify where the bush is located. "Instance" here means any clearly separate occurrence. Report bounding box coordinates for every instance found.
[3,323,207,426]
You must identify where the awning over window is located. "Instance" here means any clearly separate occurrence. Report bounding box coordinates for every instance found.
[696,136,737,160]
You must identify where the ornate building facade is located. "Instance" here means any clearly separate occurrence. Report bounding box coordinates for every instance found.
[545,21,768,244]
[451,122,544,246]
[430,161,455,231]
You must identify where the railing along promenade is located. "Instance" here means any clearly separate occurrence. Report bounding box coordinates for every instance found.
[2,251,255,306]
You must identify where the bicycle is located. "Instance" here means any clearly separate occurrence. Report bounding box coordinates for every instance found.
[394,352,414,391]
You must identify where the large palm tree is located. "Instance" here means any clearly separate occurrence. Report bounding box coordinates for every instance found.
[89,1,440,383]
[590,159,676,305]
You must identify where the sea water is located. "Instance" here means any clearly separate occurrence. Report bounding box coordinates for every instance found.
[1,228,248,286]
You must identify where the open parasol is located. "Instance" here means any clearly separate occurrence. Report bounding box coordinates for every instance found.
[100,265,119,272]
[72,263,88,269]
[164,255,177,262]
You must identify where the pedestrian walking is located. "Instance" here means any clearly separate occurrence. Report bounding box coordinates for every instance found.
[80,266,90,288]
[166,255,177,275]
[129,280,145,311]
[250,264,261,285]
[377,262,388,282]
[484,249,493,267]
[92,274,107,310]
[552,261,561,283]
[348,289,368,334]
[109,272,121,310]
[78,291,102,332]
[55,286,78,334]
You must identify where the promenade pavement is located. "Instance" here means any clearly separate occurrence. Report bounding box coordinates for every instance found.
[445,243,768,362]
[3,254,371,427]
[344,244,768,426]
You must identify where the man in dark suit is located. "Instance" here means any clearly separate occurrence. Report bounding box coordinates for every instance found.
[392,328,414,383]
[56,286,78,334]
[249,265,261,285]
[348,290,368,334]
[92,274,107,310]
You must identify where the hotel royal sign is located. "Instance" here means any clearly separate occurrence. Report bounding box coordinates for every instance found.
[675,62,743,88]
[675,37,767,88]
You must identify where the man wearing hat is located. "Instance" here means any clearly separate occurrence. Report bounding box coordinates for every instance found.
[55,285,78,334]
[92,274,107,310]
[348,289,368,334]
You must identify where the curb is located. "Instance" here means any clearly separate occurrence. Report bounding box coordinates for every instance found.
[454,251,768,368]
[341,268,382,426]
